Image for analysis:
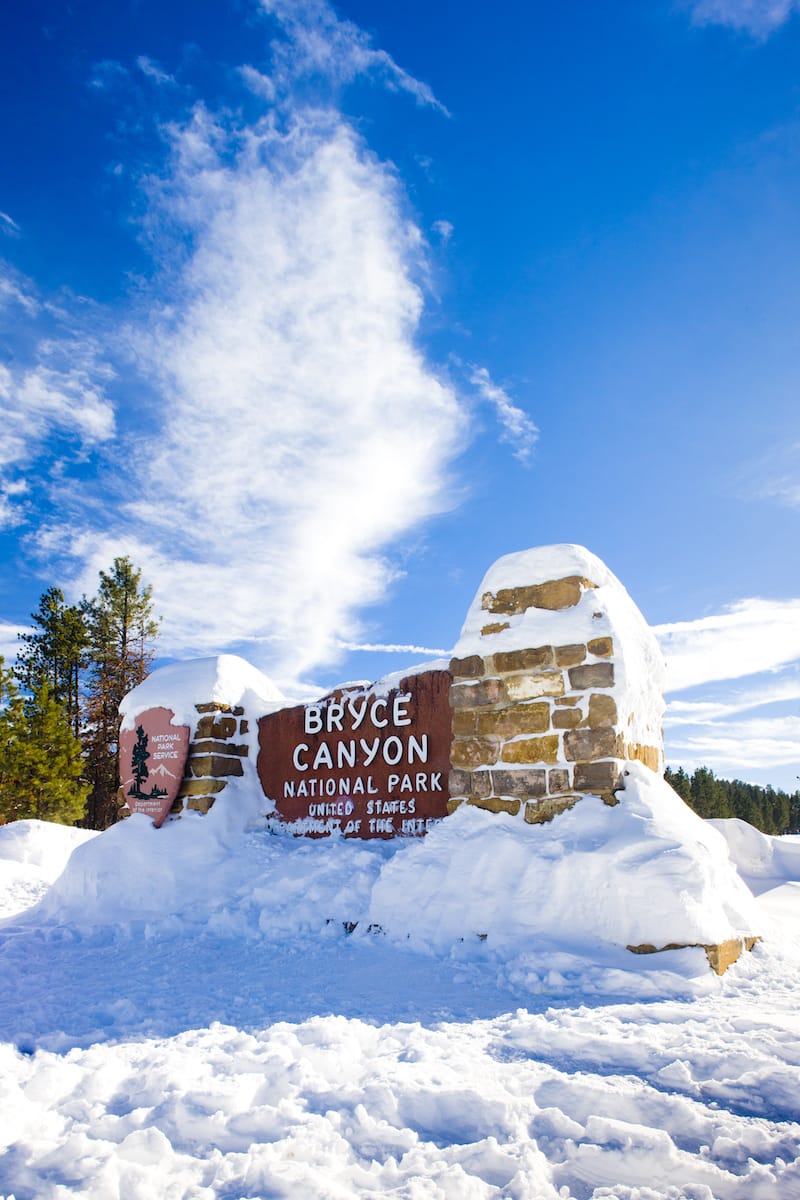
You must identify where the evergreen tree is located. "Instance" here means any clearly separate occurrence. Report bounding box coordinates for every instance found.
[82,557,159,829]
[15,588,88,738]
[0,660,87,825]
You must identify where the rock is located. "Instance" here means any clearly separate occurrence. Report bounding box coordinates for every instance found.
[555,644,586,667]
[451,737,500,769]
[480,621,510,636]
[587,636,613,658]
[564,728,624,762]
[476,702,550,736]
[524,795,579,824]
[548,767,571,794]
[450,678,505,708]
[584,694,617,729]
[188,755,244,778]
[177,777,228,797]
[490,768,546,797]
[493,646,555,673]
[467,796,521,816]
[190,739,249,757]
[501,735,560,765]
[482,575,598,615]
[552,708,581,729]
[505,672,565,700]
[194,714,237,739]
[573,760,622,793]
[568,662,614,690]
[449,654,485,679]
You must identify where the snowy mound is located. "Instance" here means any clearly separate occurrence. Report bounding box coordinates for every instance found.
[0,820,100,920]
[119,653,284,729]
[709,818,800,882]
[26,764,758,964]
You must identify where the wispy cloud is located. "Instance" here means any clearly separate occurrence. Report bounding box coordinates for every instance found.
[666,715,800,773]
[261,0,449,114]
[340,642,450,656]
[655,597,800,692]
[684,0,800,37]
[752,440,800,509]
[665,675,800,724]
[136,56,177,87]
[469,366,539,464]
[0,212,20,238]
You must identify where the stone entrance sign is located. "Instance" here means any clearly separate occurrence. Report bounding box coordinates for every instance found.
[119,706,190,828]
[257,670,452,838]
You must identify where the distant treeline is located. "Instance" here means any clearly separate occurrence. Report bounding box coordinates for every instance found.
[665,766,800,836]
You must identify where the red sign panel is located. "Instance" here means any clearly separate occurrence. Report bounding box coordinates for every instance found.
[119,706,190,828]
[257,670,452,838]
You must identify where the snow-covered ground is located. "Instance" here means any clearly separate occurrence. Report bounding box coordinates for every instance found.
[1,799,799,1198]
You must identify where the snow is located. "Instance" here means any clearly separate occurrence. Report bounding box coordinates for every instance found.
[454,544,666,759]
[0,820,99,920]
[1,790,798,1197]
[119,654,285,731]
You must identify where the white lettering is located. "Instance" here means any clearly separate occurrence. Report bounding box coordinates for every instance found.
[383,735,403,766]
[408,734,428,764]
[361,737,380,766]
[305,706,323,735]
[430,772,442,791]
[337,741,356,769]
[393,694,412,726]
[388,773,400,791]
[327,702,344,732]
[370,698,388,728]
[293,743,309,771]
[312,742,333,770]
[284,781,295,798]
[348,698,368,730]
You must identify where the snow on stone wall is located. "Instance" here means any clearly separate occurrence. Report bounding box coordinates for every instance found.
[448,544,665,821]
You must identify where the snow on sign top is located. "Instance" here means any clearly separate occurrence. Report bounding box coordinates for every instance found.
[119,654,284,731]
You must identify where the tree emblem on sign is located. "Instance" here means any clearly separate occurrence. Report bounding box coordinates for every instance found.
[128,723,167,801]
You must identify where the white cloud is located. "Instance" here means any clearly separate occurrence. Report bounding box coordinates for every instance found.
[432,220,453,244]
[40,103,466,685]
[685,0,800,36]
[469,366,538,465]
[665,675,800,724]
[0,262,38,314]
[755,440,800,509]
[666,715,800,773]
[654,597,800,692]
[0,622,29,665]
[261,0,449,114]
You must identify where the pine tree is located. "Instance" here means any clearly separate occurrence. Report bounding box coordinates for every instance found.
[0,660,87,825]
[15,588,88,739]
[83,557,159,829]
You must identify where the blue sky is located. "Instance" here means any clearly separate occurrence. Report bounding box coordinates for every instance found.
[1,0,799,789]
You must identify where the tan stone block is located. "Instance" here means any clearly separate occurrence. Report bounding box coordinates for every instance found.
[468,796,520,816]
[195,702,232,714]
[187,796,217,814]
[447,797,464,815]
[490,768,546,797]
[524,795,579,824]
[564,728,624,762]
[501,735,560,765]
[505,672,564,701]
[449,654,485,679]
[548,767,571,794]
[555,644,586,667]
[627,742,660,772]
[195,714,237,739]
[189,755,244,778]
[555,696,580,706]
[452,709,477,736]
[178,777,227,797]
[584,694,617,729]
[493,646,555,673]
[482,576,598,615]
[169,798,184,814]
[481,621,510,636]
[552,707,581,729]
[568,663,614,690]
[451,737,499,769]
[239,719,249,734]
[232,706,244,716]
[450,678,504,708]
[476,702,550,736]
[191,739,249,757]
[588,636,613,658]
[573,760,622,793]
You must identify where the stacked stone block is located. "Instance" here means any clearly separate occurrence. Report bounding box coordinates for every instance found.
[169,703,250,817]
[448,574,661,823]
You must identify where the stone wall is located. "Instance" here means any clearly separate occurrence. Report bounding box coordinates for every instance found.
[168,702,250,818]
[448,566,664,823]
